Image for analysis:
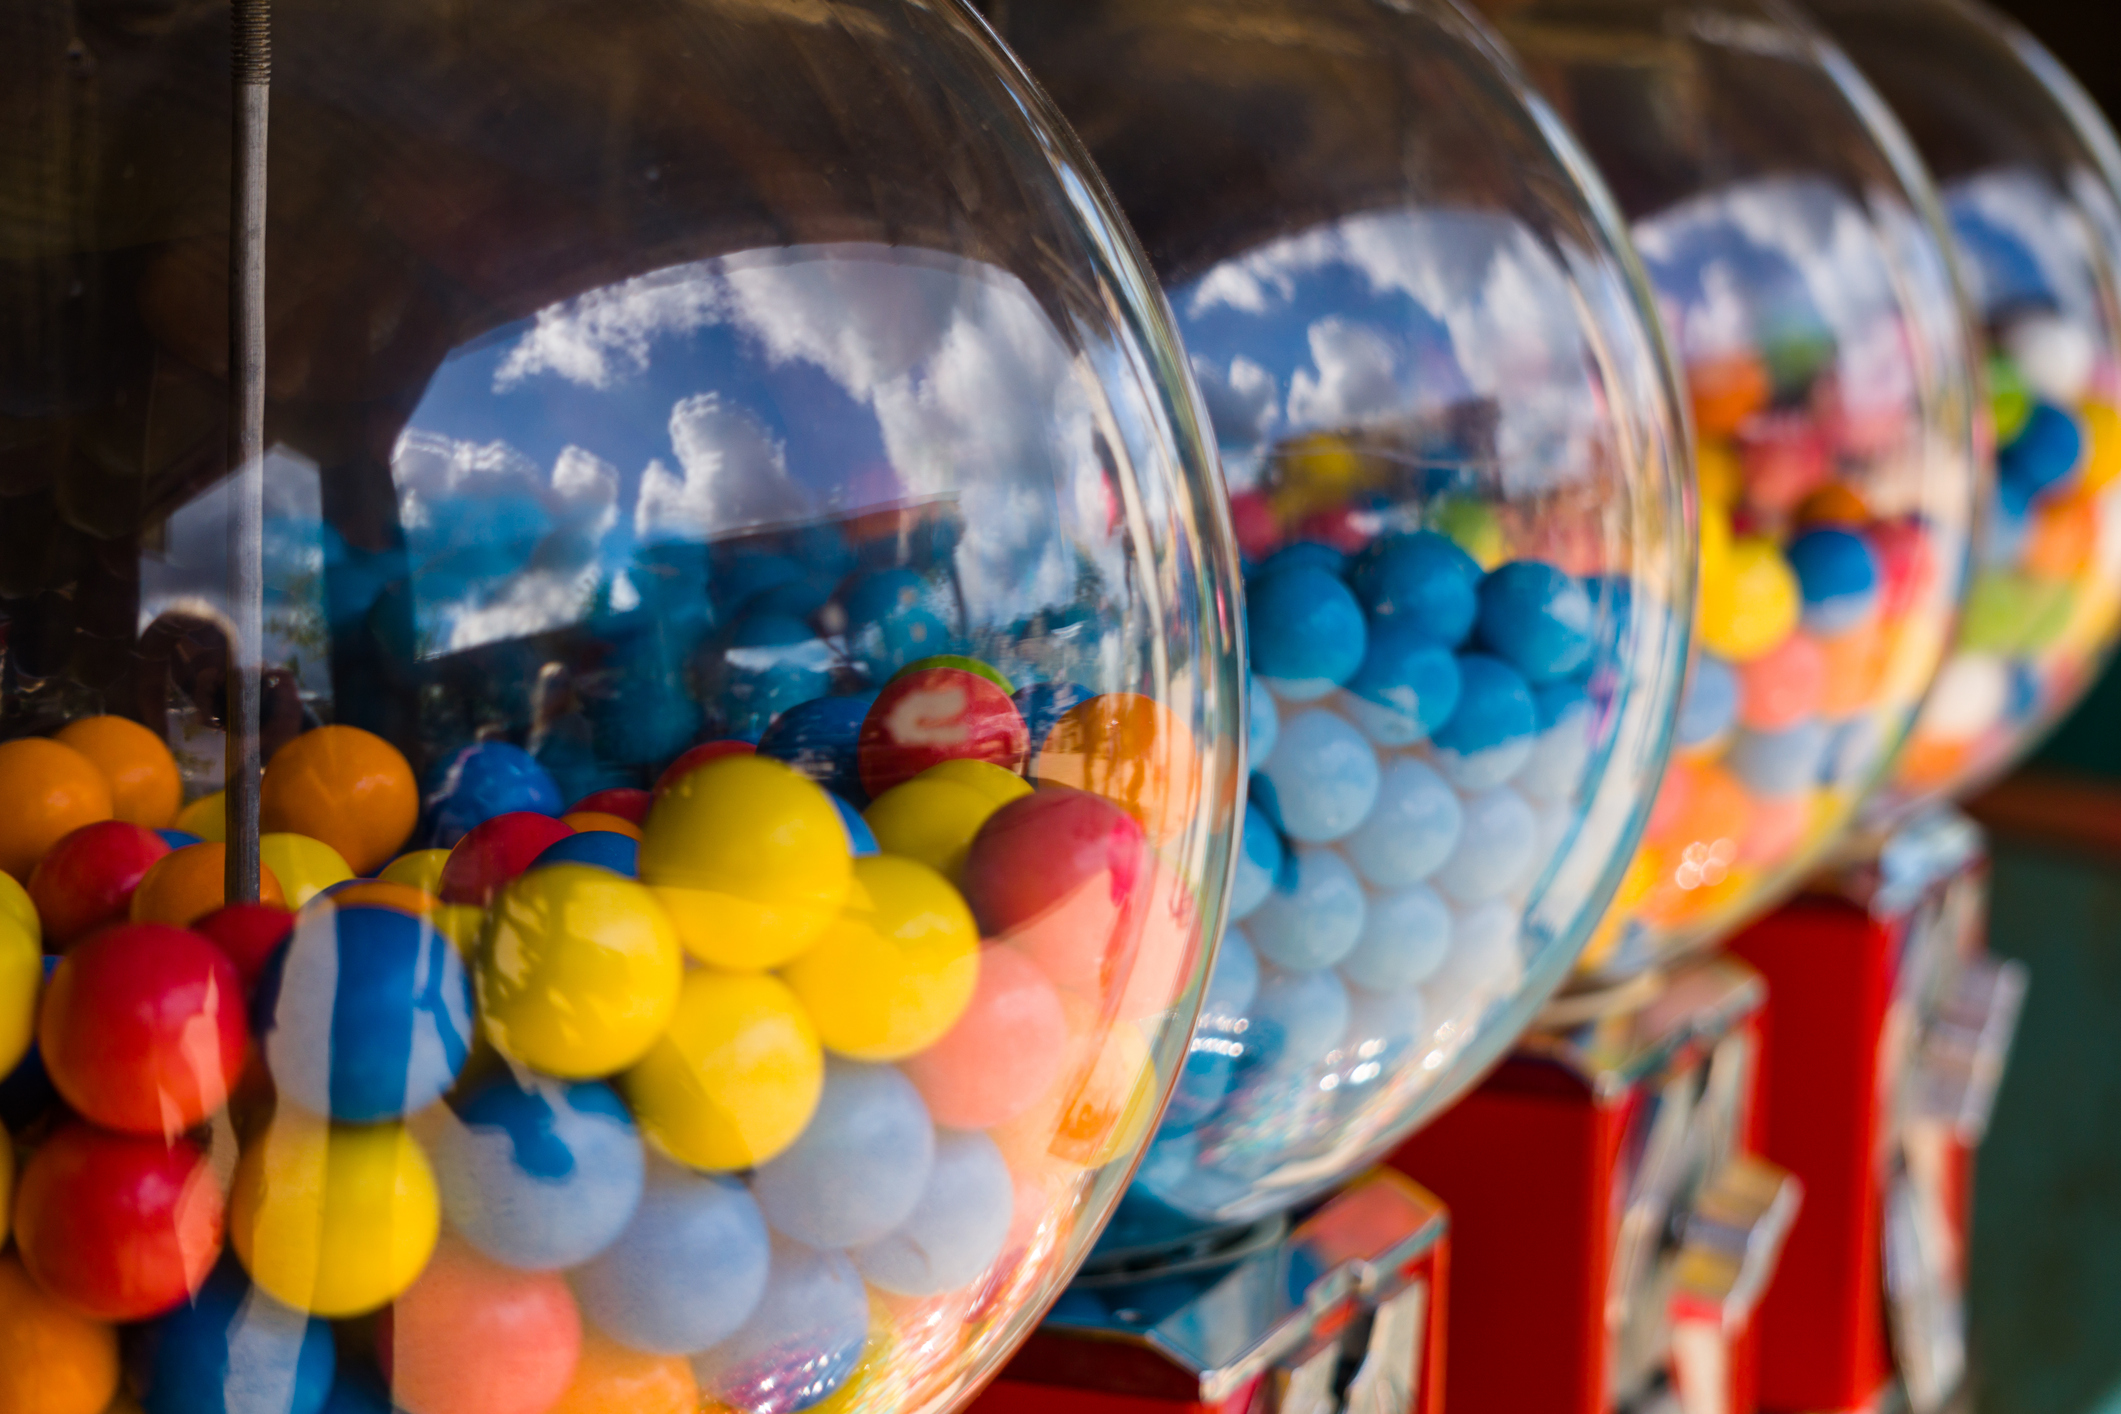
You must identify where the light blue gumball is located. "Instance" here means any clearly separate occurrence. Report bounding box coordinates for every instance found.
[1162,927,1261,1133]
[1248,675,1280,764]
[432,1073,645,1271]
[854,1130,1015,1296]
[752,1060,934,1249]
[1517,683,1594,803]
[571,1161,771,1356]
[1436,786,1537,906]
[1343,758,1462,889]
[1338,884,1452,993]
[692,1238,870,1414]
[1244,966,1352,1078]
[1431,654,1537,790]
[1247,847,1366,971]
[1229,803,1284,922]
[833,795,880,857]
[1675,656,1739,749]
[1260,709,1380,844]
[1729,720,1832,799]
[1344,620,1463,746]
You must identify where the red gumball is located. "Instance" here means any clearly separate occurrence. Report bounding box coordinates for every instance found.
[651,741,756,798]
[960,788,1148,1001]
[1227,491,1283,563]
[858,666,1029,798]
[39,923,248,1135]
[437,813,575,906]
[568,787,652,824]
[13,1123,222,1322]
[1294,505,1373,555]
[28,821,172,947]
[1868,518,1936,619]
[1738,413,1831,514]
[381,1238,583,1414]
[193,903,297,990]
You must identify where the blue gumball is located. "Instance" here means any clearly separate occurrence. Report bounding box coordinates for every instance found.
[316,1377,402,1414]
[1344,621,1462,745]
[1787,528,1881,636]
[532,830,639,878]
[1998,401,2083,513]
[1014,681,1093,756]
[427,743,563,847]
[1476,560,1594,684]
[1675,655,1739,748]
[1248,675,1280,763]
[757,694,874,804]
[843,569,951,681]
[833,795,880,857]
[719,615,834,739]
[691,1237,870,1414]
[0,956,58,1132]
[1348,531,1480,646]
[1259,709,1379,844]
[1229,803,1285,922]
[752,1060,934,1249]
[1247,847,1366,972]
[743,577,831,625]
[1247,565,1367,700]
[135,1262,336,1414]
[1430,653,1537,789]
[854,1129,1015,1296]
[433,1074,645,1271]
[1259,540,1349,580]
[1338,883,1451,994]
[254,905,473,1123]
[1729,720,1831,799]
[1161,927,1261,1133]
[841,566,927,626]
[156,829,204,851]
[573,1160,772,1356]
[591,627,707,768]
[715,553,806,615]
[1343,758,1462,889]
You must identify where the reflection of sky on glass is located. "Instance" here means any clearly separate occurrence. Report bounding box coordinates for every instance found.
[1946,168,2098,320]
[395,245,1121,654]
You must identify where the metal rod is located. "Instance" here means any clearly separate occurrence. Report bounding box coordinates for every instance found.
[226,0,270,904]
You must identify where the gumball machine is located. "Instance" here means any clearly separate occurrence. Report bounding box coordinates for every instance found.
[969,1,1697,1411]
[0,3,1246,1412]
[1390,1,1982,1411]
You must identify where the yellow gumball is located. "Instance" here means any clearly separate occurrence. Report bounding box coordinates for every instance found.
[175,791,228,842]
[1696,438,1742,509]
[477,864,683,1078]
[231,1110,440,1317]
[781,856,980,1061]
[623,970,822,1171]
[1699,536,1799,661]
[918,758,1034,808]
[2082,401,2121,491]
[0,1121,9,1248]
[433,904,486,955]
[0,915,37,1077]
[380,848,454,896]
[0,871,37,950]
[862,777,1002,883]
[259,833,355,907]
[640,755,851,971]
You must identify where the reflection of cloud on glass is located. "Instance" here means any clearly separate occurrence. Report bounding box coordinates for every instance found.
[1287,317,1402,428]
[494,265,726,391]
[1946,168,2098,318]
[636,393,809,540]
[1191,355,1278,489]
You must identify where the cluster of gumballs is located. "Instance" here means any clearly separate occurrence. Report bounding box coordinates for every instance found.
[0,656,1202,1414]
[1896,308,2121,797]
[1124,525,1606,1217]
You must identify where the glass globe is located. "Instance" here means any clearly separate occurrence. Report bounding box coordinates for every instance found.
[0,3,1242,1412]
[1809,0,2121,819]
[1486,0,1979,975]
[989,0,1694,1233]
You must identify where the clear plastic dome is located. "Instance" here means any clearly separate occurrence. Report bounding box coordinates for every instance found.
[989,0,1694,1233]
[1486,0,1979,974]
[0,3,1242,1412]
[1809,0,2121,819]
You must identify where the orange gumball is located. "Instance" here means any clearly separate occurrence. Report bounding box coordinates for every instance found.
[2025,489,2099,582]
[1689,353,1771,439]
[1740,793,1812,867]
[560,811,643,841]
[550,1331,699,1414]
[1661,762,1753,864]
[1795,483,1870,527]
[130,844,285,926]
[1816,621,1889,719]
[1894,734,1974,793]
[1031,693,1200,849]
[54,718,181,830]
[260,726,417,876]
[0,740,112,883]
[0,1252,120,1414]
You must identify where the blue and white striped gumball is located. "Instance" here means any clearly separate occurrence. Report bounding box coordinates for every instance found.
[1229,803,1285,922]
[757,694,874,804]
[571,1160,771,1355]
[1260,710,1380,843]
[1343,621,1462,746]
[1430,653,1537,790]
[1246,846,1367,972]
[1729,720,1832,799]
[1348,531,1480,645]
[1248,565,1367,701]
[1242,966,1352,1079]
[531,829,639,877]
[1337,883,1451,994]
[1516,682,1593,802]
[1435,786,1537,907]
[854,1129,1015,1296]
[691,1237,870,1414]
[1475,560,1595,684]
[1342,758,1462,889]
[135,1262,336,1414]
[1787,529,1880,636]
[752,1060,934,1249]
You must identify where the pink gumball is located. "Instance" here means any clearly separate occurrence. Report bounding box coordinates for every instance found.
[1735,634,1827,733]
[901,945,1068,1129]
[382,1238,582,1414]
[963,789,1149,1003]
[1738,414,1831,514]
[858,668,1029,798]
[438,812,574,906]
[1111,861,1201,1023]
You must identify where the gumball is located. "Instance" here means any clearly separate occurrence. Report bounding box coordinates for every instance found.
[1247,847,1365,972]
[1690,352,1771,438]
[0,1253,119,1414]
[1163,927,1262,1133]
[1735,633,1827,732]
[1229,802,1284,922]
[1517,683,1593,802]
[1431,497,1506,569]
[742,578,831,624]
[1699,537,1800,662]
[1436,787,1537,907]
[857,666,1029,799]
[900,945,1068,1129]
[1475,561,1594,684]
[651,740,756,798]
[0,738,112,883]
[1343,623,1462,746]
[134,1262,336,1414]
[432,1074,644,1271]
[1246,565,1367,699]
[1728,722,1831,800]
[175,793,227,843]
[1259,710,1378,844]
[717,614,834,738]
[261,727,419,874]
[1342,758,1461,889]
[782,856,978,1061]
[1429,654,1537,790]
[569,788,652,824]
[754,1060,935,1247]
[193,904,297,990]
[230,1110,438,1317]
[1348,530,1480,645]
[131,844,287,926]
[0,916,32,1083]
[1742,794,1812,867]
[321,882,441,919]
[1786,528,1880,636]
[550,1332,699,1414]
[621,969,823,1170]
[1030,691,1202,848]
[421,742,561,850]
[1259,541,1348,579]
[156,830,202,850]
[571,1160,771,1356]
[690,1237,869,1413]
[1737,414,1831,513]
[1797,483,1870,527]
[855,1129,1014,1298]
[831,797,879,857]
[1916,654,2010,744]
[379,849,452,894]
[259,834,355,908]
[639,755,852,970]
[1428,901,1525,1015]
[2006,312,2098,406]
[381,1240,581,1414]
[438,813,575,907]
[862,775,1006,883]
[1013,681,1093,757]
[15,1124,221,1321]
[1816,619,1888,717]
[0,870,38,947]
[2025,488,2099,580]
[959,788,1148,998]
[40,923,246,1133]
[561,810,644,840]
[476,864,682,1079]
[718,553,807,612]
[257,905,472,1122]
[27,821,170,946]
[1998,401,2085,512]
[532,830,640,878]
[1249,675,1280,763]
[1338,884,1451,993]
[55,717,180,830]
[1242,967,1351,1079]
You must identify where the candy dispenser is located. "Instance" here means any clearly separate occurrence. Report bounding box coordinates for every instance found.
[0,2,1244,1412]
[1486,0,1979,975]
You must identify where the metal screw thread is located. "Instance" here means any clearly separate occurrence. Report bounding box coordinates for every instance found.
[232,0,271,84]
